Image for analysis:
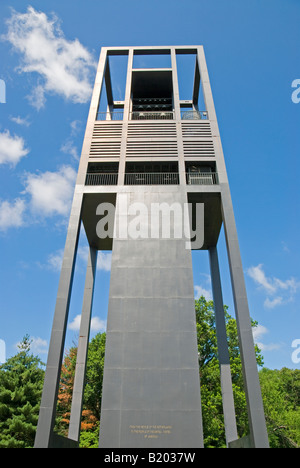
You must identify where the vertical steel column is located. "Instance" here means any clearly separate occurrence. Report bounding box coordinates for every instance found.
[118,48,133,185]
[221,188,269,448]
[170,48,186,185]
[34,45,107,449]
[34,191,83,448]
[196,46,269,448]
[209,246,238,446]
[68,246,98,442]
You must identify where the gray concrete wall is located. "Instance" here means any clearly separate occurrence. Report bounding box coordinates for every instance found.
[99,188,203,448]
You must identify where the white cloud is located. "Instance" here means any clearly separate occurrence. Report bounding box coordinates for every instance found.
[30,336,48,354]
[264,296,283,309]
[247,264,276,294]
[252,323,268,343]
[4,6,96,109]
[252,324,281,352]
[91,317,106,332]
[0,165,76,231]
[27,84,46,110]
[40,246,111,275]
[97,251,112,272]
[0,198,26,231]
[15,336,48,354]
[70,120,82,135]
[61,140,79,161]
[194,285,212,301]
[68,314,106,333]
[24,165,76,217]
[78,246,112,272]
[0,130,29,166]
[68,314,81,331]
[40,249,64,272]
[247,263,300,309]
[10,115,31,127]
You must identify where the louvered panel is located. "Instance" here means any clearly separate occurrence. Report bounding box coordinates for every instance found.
[126,141,178,158]
[89,141,121,158]
[92,123,123,139]
[183,140,215,157]
[127,122,177,139]
[181,122,212,138]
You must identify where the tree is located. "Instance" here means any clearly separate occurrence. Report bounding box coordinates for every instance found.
[0,335,45,448]
[55,346,77,436]
[55,333,106,444]
[259,367,300,448]
[195,296,264,447]
[54,299,300,448]
[83,332,106,421]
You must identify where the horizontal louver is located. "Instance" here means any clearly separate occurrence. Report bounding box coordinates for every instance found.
[127,122,177,139]
[126,141,178,158]
[89,141,121,158]
[181,122,212,138]
[126,122,177,158]
[92,123,123,139]
[183,140,215,157]
[90,123,122,158]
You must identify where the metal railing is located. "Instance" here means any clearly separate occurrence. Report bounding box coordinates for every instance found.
[85,172,218,186]
[181,110,208,120]
[95,110,208,121]
[125,173,179,185]
[186,172,218,185]
[96,111,124,121]
[130,111,174,120]
[85,173,118,185]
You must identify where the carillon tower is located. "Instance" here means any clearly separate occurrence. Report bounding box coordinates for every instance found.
[35,46,269,449]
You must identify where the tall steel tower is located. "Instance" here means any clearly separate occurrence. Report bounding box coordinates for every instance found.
[34,46,269,448]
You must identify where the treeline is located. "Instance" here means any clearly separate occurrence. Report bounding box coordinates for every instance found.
[0,298,299,448]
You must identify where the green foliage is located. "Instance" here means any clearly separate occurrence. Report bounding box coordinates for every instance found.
[0,335,45,448]
[1,304,299,449]
[79,422,99,448]
[55,346,77,436]
[83,332,106,420]
[195,297,264,446]
[259,367,300,448]
[54,333,106,441]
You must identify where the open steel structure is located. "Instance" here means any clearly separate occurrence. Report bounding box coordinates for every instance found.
[34,46,269,448]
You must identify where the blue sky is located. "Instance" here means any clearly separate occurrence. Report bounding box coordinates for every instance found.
[0,0,299,370]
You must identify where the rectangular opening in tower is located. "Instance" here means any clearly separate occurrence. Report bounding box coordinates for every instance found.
[131,69,173,120]
[97,51,128,121]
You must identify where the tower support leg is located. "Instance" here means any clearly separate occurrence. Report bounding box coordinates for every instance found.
[221,188,269,448]
[34,192,83,448]
[68,246,98,442]
[209,246,238,446]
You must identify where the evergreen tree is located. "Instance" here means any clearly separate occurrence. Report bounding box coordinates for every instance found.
[30,298,300,449]
[0,335,45,448]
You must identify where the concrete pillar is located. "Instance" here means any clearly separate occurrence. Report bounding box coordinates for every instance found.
[221,186,269,448]
[34,191,83,448]
[118,48,133,185]
[68,246,98,442]
[209,246,238,446]
[99,188,203,448]
[170,48,186,186]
